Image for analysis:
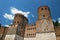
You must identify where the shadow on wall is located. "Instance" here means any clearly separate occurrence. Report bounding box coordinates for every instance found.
[0,24,8,40]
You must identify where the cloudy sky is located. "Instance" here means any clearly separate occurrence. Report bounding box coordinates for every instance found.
[0,0,60,26]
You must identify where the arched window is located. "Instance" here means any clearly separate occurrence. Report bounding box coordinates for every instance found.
[17,21,19,24]
[41,8,43,10]
[29,34,30,36]
[45,8,48,10]
[43,15,45,17]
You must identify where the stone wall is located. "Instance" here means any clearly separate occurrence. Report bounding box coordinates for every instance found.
[56,36,60,40]
[15,35,24,40]
[24,38,36,40]
[5,35,15,40]
[36,32,56,40]
[5,34,24,40]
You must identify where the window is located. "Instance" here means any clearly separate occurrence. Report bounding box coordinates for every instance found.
[31,28,32,30]
[29,34,30,36]
[17,21,19,24]
[27,28,36,30]
[43,15,45,17]
[27,34,28,36]
[41,8,43,10]
[35,27,36,29]
[19,15,20,17]
[27,28,30,30]
[33,34,34,36]
[33,28,34,30]
[27,34,36,37]
[45,8,48,10]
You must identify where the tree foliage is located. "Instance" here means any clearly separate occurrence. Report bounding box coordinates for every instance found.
[53,20,60,26]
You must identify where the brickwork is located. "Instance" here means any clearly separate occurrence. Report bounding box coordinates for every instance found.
[38,6,51,20]
[13,13,28,26]
[36,6,54,33]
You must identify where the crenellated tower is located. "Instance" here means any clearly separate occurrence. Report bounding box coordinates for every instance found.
[36,6,54,32]
[36,6,56,40]
[38,6,51,20]
[13,13,28,26]
[13,13,28,40]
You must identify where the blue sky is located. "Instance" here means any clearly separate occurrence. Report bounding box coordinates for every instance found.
[0,0,60,26]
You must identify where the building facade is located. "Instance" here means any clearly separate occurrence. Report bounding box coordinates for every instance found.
[0,6,56,40]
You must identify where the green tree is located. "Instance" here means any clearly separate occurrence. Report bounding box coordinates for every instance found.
[53,20,58,26]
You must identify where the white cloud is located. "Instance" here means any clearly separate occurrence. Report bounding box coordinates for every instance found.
[11,7,30,17]
[58,21,60,23]
[58,18,60,23]
[3,7,30,20]
[52,19,56,22]
[11,23,12,24]
[3,13,14,20]
[4,25,9,27]
[58,18,60,21]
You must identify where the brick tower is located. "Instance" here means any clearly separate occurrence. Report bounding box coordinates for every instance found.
[5,13,28,40]
[36,6,56,40]
[14,13,28,40]
[13,14,28,26]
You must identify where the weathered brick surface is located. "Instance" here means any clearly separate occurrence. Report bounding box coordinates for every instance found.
[56,36,60,40]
